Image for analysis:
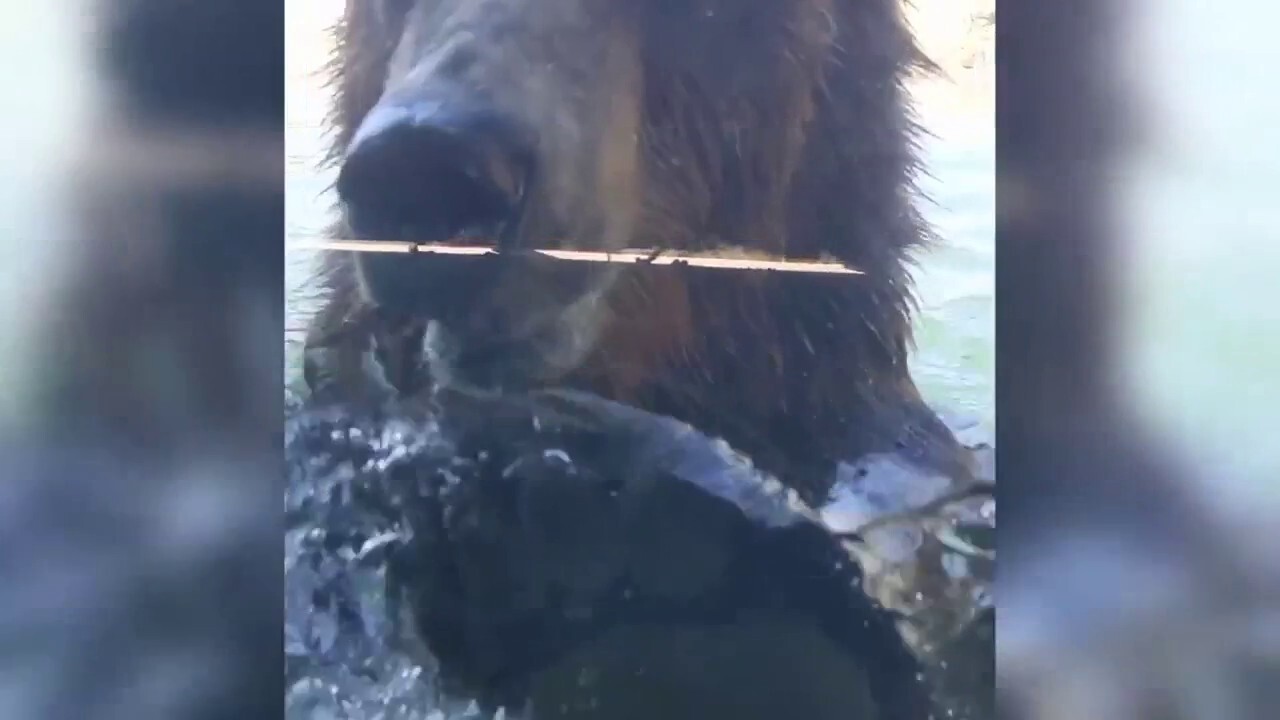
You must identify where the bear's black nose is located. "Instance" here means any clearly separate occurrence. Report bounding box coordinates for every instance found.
[337,97,533,246]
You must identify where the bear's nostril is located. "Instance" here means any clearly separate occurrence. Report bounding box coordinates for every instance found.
[337,101,533,246]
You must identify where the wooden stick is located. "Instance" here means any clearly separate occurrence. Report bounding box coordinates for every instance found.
[293,239,864,275]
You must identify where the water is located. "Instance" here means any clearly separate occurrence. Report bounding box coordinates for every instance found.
[283,389,976,719]
[908,130,996,432]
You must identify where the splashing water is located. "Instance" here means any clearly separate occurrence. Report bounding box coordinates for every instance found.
[285,406,454,719]
[283,386,994,719]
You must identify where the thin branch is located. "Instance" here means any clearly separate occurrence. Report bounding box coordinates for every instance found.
[292,239,865,275]
[836,479,996,539]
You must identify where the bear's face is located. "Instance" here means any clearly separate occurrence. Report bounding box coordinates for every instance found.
[331,0,836,389]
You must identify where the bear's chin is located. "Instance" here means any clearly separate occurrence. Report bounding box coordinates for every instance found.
[417,291,610,394]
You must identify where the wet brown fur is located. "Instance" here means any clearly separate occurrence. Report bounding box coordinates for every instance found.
[303,0,973,504]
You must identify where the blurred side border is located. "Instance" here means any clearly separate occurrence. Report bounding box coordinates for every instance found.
[998,0,1278,718]
[1,0,283,718]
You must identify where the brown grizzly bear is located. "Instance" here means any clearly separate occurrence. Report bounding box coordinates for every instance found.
[301,0,977,507]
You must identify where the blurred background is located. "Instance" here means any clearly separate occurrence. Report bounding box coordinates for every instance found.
[1,1,283,718]
[998,0,1280,718]
[1,0,1277,718]
[1119,0,1280,500]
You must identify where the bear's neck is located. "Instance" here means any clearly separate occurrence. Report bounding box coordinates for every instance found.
[562,267,961,504]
